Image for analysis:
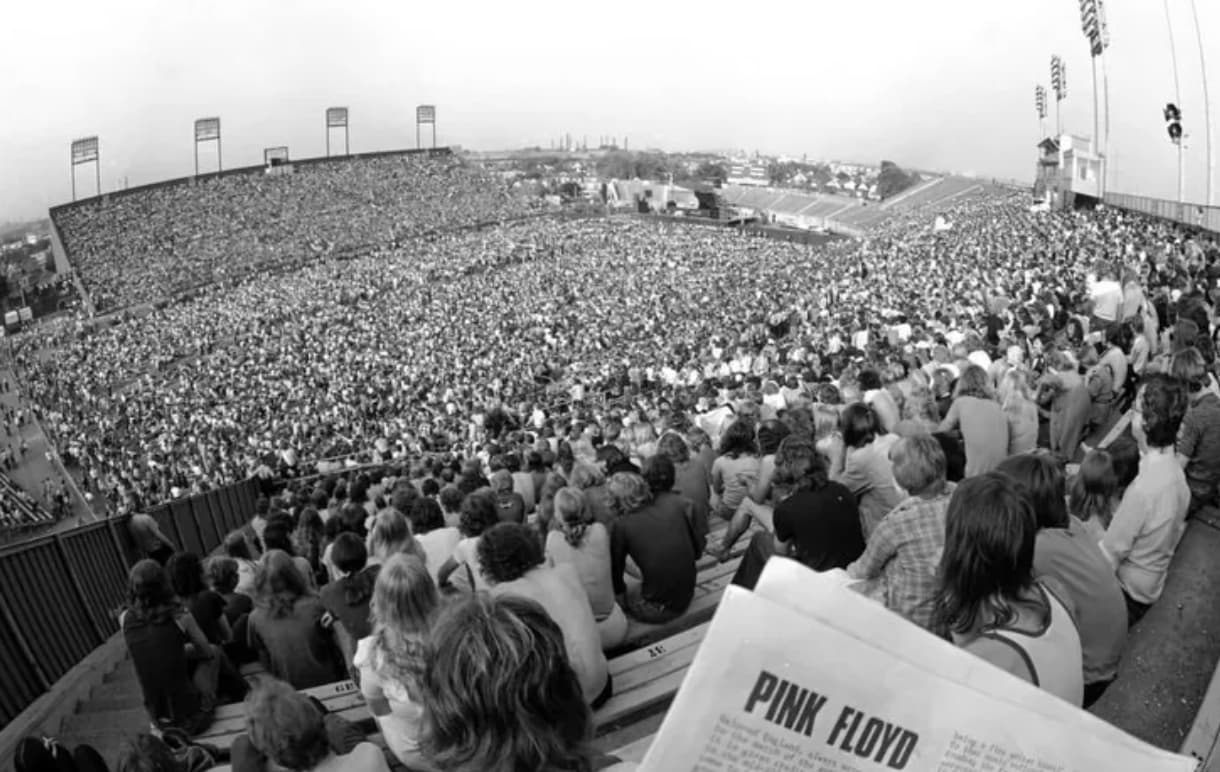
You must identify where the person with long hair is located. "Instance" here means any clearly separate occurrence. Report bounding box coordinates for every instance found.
[1101,375,1191,626]
[833,403,902,539]
[710,420,790,558]
[318,532,380,673]
[480,522,612,708]
[292,507,328,587]
[931,473,1083,705]
[710,418,761,521]
[995,454,1126,707]
[418,594,635,772]
[166,551,248,702]
[546,487,628,650]
[353,554,439,769]
[365,508,427,569]
[233,678,390,772]
[223,529,261,597]
[733,436,864,590]
[406,495,460,583]
[120,559,218,735]
[1069,450,1121,543]
[656,431,710,541]
[1171,347,1220,515]
[937,364,1009,477]
[1036,348,1092,463]
[997,369,1039,456]
[247,550,345,689]
[846,434,953,630]
[608,471,698,624]
[567,461,615,525]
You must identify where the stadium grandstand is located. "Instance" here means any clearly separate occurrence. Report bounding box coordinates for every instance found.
[2,48,1220,772]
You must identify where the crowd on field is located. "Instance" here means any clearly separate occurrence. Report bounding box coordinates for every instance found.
[12,158,1220,771]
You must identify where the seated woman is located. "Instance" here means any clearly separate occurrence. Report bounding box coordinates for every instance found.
[318,533,380,671]
[353,554,438,770]
[833,403,902,539]
[232,678,390,772]
[223,530,262,598]
[931,473,1084,706]
[480,523,612,708]
[710,419,761,521]
[120,559,218,735]
[365,508,427,569]
[166,551,247,702]
[1069,450,1121,543]
[996,453,1127,708]
[436,489,500,592]
[846,434,954,631]
[733,436,864,590]
[418,594,636,772]
[545,487,628,650]
[247,550,346,690]
[937,364,1009,477]
[608,472,698,624]
[711,419,790,558]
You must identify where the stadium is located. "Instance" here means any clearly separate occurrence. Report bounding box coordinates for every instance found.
[1,1,1220,771]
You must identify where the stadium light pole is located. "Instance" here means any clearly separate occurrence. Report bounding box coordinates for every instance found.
[1165,0,1185,205]
[1190,0,1214,206]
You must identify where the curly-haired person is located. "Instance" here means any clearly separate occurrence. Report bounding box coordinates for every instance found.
[479,522,611,707]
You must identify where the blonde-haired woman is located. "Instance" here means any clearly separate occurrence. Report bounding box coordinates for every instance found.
[353,553,438,770]
[545,488,628,650]
[998,368,1039,455]
[937,364,1009,477]
[366,508,427,569]
[812,404,845,476]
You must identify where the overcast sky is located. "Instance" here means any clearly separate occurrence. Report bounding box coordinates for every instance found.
[0,0,1217,220]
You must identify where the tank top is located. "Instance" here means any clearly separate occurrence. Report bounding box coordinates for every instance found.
[977,583,1083,706]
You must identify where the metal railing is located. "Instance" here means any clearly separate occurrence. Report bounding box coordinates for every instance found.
[0,477,259,727]
[1104,191,1220,234]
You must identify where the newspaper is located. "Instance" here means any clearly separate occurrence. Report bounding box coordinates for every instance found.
[639,559,1197,772]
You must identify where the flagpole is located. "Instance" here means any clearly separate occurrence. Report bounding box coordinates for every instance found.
[1190,0,1214,206]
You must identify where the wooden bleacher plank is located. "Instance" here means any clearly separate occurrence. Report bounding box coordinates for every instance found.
[211,679,361,721]
[614,733,655,765]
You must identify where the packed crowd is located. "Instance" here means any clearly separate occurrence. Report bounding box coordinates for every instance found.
[11,162,1220,770]
[18,187,1220,519]
[52,154,536,311]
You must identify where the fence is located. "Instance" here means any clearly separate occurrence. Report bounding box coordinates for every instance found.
[1104,192,1220,234]
[0,477,259,727]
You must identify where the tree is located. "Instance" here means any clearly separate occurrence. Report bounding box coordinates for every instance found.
[876,161,921,200]
[692,161,727,182]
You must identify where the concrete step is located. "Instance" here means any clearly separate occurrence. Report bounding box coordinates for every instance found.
[60,706,150,738]
[78,689,145,713]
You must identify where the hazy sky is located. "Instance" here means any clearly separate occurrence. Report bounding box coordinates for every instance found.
[0,0,1217,220]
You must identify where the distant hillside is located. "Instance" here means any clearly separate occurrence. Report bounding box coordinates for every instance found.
[0,218,50,242]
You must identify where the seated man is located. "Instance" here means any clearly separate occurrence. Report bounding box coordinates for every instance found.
[608,472,698,624]
[1101,374,1191,627]
[846,434,954,631]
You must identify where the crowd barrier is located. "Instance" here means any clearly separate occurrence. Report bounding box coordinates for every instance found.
[1104,192,1220,234]
[0,477,260,727]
